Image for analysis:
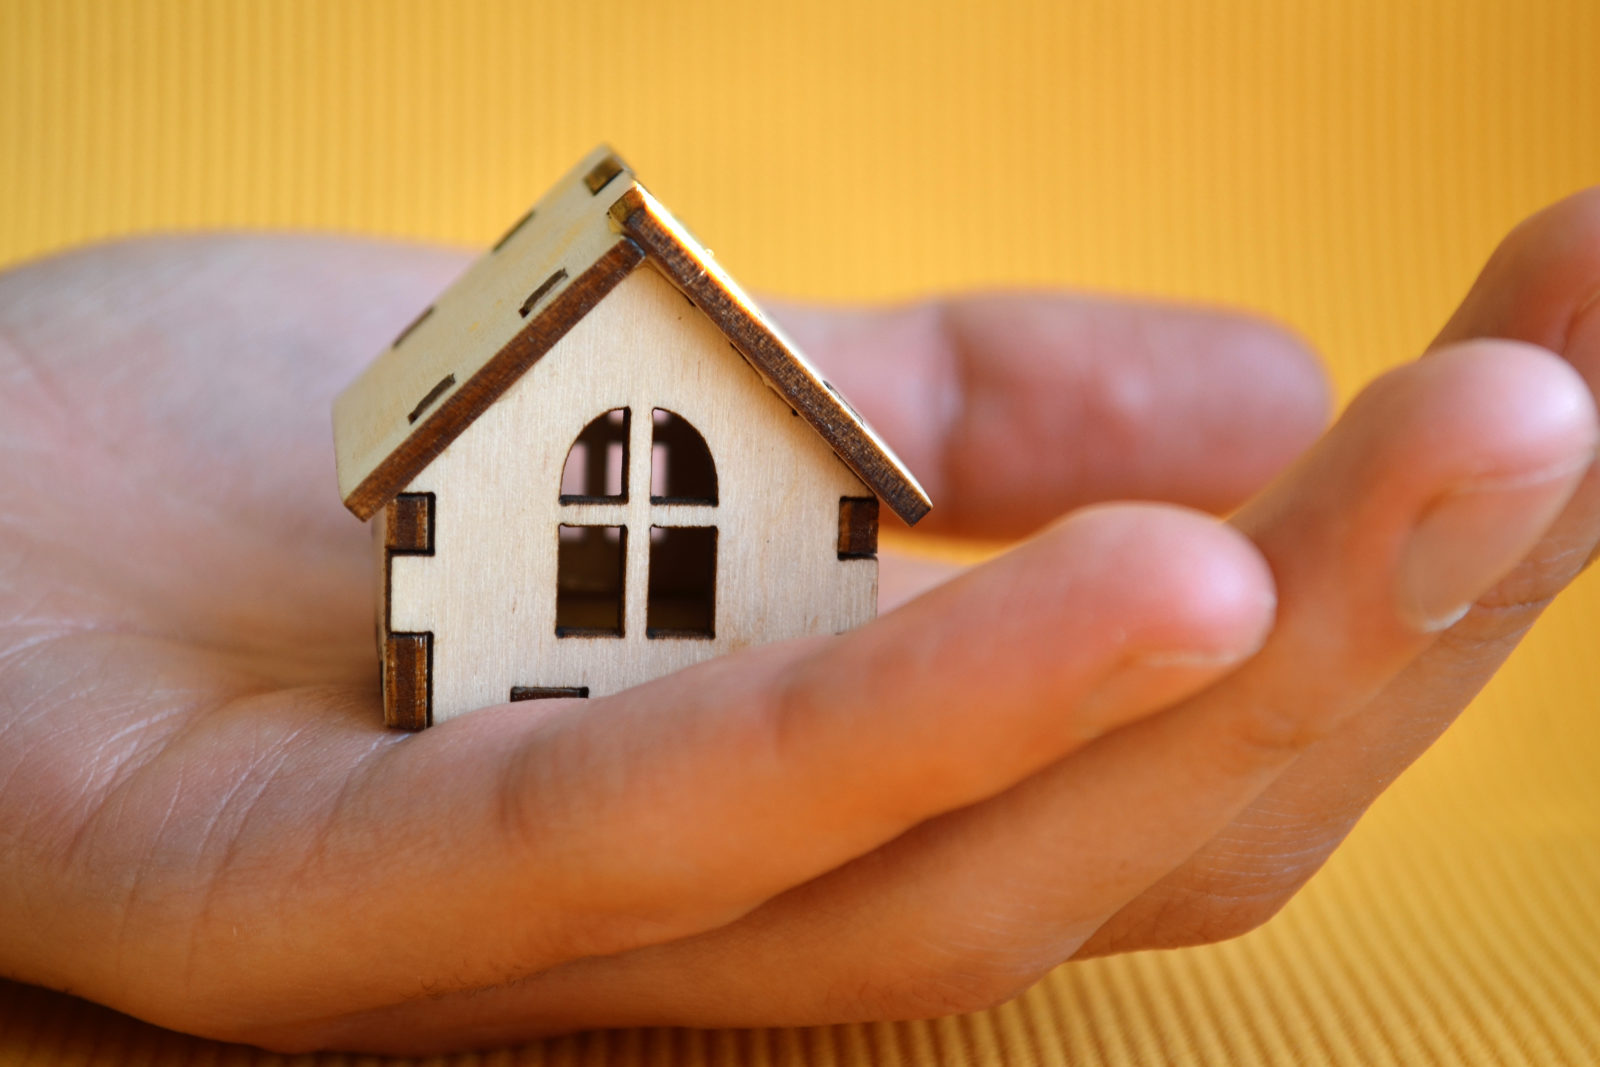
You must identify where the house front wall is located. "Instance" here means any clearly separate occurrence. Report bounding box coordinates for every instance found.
[387,265,877,723]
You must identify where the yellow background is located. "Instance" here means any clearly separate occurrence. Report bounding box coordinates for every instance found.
[3,0,1599,1063]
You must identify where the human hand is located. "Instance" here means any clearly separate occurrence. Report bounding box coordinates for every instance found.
[0,188,1595,1053]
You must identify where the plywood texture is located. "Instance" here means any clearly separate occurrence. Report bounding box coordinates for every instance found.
[389,267,876,720]
[5,0,1600,1064]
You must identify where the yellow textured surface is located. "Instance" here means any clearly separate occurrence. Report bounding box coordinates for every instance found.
[2,0,1599,1063]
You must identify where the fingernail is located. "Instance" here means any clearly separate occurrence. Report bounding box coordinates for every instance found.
[1395,453,1593,632]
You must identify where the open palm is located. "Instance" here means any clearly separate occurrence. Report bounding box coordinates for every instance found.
[2,189,1598,1054]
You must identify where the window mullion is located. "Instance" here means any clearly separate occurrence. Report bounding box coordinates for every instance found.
[555,502,629,526]
[623,409,653,638]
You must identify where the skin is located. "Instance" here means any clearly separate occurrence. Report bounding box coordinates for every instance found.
[0,187,1597,1053]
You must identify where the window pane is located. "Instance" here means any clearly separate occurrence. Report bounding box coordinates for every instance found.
[649,409,717,504]
[647,526,716,638]
[556,525,626,636]
[560,408,629,502]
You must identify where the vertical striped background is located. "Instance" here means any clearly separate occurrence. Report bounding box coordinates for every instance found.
[2,1,1599,1063]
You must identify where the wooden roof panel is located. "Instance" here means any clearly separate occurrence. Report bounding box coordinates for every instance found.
[333,145,635,516]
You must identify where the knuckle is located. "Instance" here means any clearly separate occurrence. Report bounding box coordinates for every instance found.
[1218,697,1341,767]
[1184,894,1291,945]
[845,940,1056,1020]
[877,968,1033,1020]
[1123,830,1340,951]
[1475,537,1595,617]
[1108,880,1301,954]
[1440,515,1600,649]
[765,660,821,768]
[492,740,544,860]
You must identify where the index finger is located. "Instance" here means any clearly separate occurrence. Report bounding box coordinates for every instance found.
[776,293,1330,537]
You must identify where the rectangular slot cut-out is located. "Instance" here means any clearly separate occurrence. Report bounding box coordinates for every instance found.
[838,497,879,559]
[647,525,716,638]
[561,408,630,502]
[390,304,434,349]
[510,686,590,701]
[556,525,626,636]
[407,373,456,424]
[519,268,569,317]
[386,492,434,554]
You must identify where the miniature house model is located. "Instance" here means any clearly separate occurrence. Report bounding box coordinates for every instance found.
[333,148,931,728]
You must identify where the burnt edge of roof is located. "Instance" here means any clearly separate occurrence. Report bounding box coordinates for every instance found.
[342,238,645,521]
[609,188,932,527]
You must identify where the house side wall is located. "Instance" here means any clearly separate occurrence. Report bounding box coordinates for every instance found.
[387,266,876,723]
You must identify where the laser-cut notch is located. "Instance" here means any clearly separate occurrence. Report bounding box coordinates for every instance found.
[384,632,432,729]
[838,497,878,560]
[407,374,456,424]
[584,154,624,194]
[391,304,434,349]
[556,525,626,637]
[382,495,436,729]
[520,268,569,317]
[386,492,435,554]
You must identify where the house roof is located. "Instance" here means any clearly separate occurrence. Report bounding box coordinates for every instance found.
[333,146,932,525]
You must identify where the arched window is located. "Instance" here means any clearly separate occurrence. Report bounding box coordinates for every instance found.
[560,408,629,502]
[650,409,717,504]
[554,407,719,640]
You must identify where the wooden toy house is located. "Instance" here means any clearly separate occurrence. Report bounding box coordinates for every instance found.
[332,147,931,728]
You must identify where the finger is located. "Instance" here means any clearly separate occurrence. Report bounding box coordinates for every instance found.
[2,238,1326,546]
[264,338,1596,1051]
[88,505,1274,1044]
[878,547,972,611]
[775,294,1330,537]
[1080,187,1600,954]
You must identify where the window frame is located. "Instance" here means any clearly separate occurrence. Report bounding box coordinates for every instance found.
[555,406,720,641]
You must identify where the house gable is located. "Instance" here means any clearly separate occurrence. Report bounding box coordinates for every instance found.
[387,266,877,718]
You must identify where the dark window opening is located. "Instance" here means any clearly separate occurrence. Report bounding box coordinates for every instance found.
[650,409,718,504]
[556,525,626,636]
[838,497,879,560]
[560,408,629,502]
[647,526,716,639]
